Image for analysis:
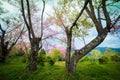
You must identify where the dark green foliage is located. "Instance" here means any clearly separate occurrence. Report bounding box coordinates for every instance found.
[21,56,27,63]
[98,56,108,64]
[49,49,63,62]
[46,56,55,66]
[37,55,45,66]
[80,56,90,62]
[37,49,46,66]
[48,59,55,66]
[58,56,65,61]
[15,48,24,56]
[40,49,46,55]
[111,55,120,62]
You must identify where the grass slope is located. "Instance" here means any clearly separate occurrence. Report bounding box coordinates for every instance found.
[0,56,120,80]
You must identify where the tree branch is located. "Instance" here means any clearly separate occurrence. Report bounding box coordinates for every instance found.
[26,0,35,38]
[21,0,31,39]
[111,15,120,28]
[70,0,89,31]
[97,4,102,26]
[8,27,25,52]
[41,0,45,38]
[102,0,111,31]
[86,0,103,35]
[73,30,108,62]
[0,24,5,33]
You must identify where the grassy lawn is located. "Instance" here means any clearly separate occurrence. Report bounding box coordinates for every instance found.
[0,56,120,80]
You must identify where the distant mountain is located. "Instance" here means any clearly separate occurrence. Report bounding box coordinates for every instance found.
[71,47,120,55]
[94,47,120,54]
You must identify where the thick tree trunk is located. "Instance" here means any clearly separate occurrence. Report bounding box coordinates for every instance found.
[68,31,108,73]
[0,48,9,63]
[0,56,5,63]
[65,30,72,73]
[26,47,37,72]
[26,38,41,72]
[69,58,77,73]
[26,50,37,71]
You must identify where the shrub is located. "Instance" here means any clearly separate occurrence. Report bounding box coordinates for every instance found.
[111,55,120,62]
[48,49,64,62]
[98,56,108,64]
[37,49,46,66]
[21,57,27,63]
[15,48,24,56]
[15,52,24,56]
[80,56,90,62]
[46,56,55,66]
[89,50,103,64]
[59,56,65,61]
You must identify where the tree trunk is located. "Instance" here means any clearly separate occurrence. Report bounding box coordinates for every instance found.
[69,58,77,73]
[26,50,37,71]
[65,30,72,73]
[68,31,108,73]
[26,38,41,72]
[0,56,5,63]
[0,48,9,63]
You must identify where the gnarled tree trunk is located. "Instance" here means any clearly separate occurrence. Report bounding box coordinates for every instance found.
[0,48,9,63]
[26,38,41,72]
[27,50,37,71]
[65,29,73,73]
[68,31,108,73]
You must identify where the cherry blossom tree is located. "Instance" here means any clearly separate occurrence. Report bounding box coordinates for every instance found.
[0,17,24,62]
[50,0,120,73]
[21,0,62,71]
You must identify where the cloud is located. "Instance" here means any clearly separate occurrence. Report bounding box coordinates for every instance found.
[99,34,120,48]
[74,28,120,49]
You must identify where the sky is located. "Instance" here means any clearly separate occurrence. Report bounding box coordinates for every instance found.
[1,0,120,49]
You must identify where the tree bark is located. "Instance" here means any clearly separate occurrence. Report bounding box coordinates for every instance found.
[0,50,9,63]
[65,29,72,73]
[26,38,41,72]
[27,51,37,71]
[68,29,108,73]
[0,42,9,63]
[69,57,77,73]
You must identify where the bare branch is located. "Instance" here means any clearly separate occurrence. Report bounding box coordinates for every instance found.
[21,0,29,30]
[41,0,46,38]
[86,0,103,35]
[102,0,111,31]
[111,15,120,28]
[26,0,35,38]
[97,4,102,26]
[0,24,5,32]
[8,26,25,51]
[21,0,35,39]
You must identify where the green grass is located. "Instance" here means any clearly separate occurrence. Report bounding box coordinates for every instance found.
[0,56,120,80]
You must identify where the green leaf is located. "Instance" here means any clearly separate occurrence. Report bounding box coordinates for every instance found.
[6,20,10,24]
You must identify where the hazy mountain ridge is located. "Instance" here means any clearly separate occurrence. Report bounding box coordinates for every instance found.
[95,47,120,54]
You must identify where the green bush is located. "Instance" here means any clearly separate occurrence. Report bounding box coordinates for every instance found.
[15,48,24,56]
[111,55,120,62]
[37,49,46,66]
[46,56,55,66]
[59,56,65,61]
[80,56,90,62]
[48,49,64,62]
[89,50,102,63]
[37,55,45,66]
[15,52,24,56]
[21,56,27,63]
[98,56,108,64]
